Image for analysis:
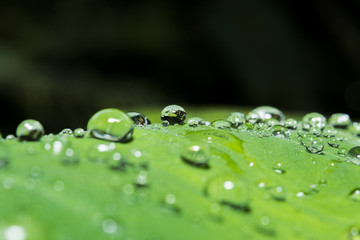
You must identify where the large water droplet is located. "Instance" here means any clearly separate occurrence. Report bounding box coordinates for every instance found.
[250,106,285,122]
[328,113,351,128]
[302,112,327,129]
[87,108,134,142]
[347,146,360,165]
[16,119,44,141]
[126,111,151,125]
[211,120,232,130]
[160,105,186,126]
[301,135,324,154]
[181,144,210,169]
[227,112,245,127]
[204,172,249,212]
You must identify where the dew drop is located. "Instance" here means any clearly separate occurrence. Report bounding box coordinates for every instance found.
[328,113,351,128]
[250,106,285,122]
[273,162,286,174]
[59,128,73,136]
[134,170,148,187]
[187,117,206,127]
[284,118,298,129]
[6,135,16,141]
[16,119,44,141]
[269,186,286,201]
[302,112,327,129]
[227,112,245,127]
[270,125,290,139]
[74,128,85,138]
[204,172,249,212]
[4,225,26,240]
[102,219,117,234]
[300,135,324,154]
[181,144,210,168]
[160,105,186,126]
[245,112,260,124]
[211,120,233,130]
[349,188,360,202]
[309,127,321,137]
[265,118,280,128]
[322,126,337,138]
[350,122,360,137]
[126,111,151,125]
[327,137,340,148]
[347,146,360,165]
[87,108,134,142]
[338,148,347,157]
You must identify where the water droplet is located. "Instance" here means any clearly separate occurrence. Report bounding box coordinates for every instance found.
[265,118,280,128]
[181,144,210,168]
[296,191,305,198]
[322,126,337,138]
[338,148,347,157]
[329,113,351,128]
[347,226,360,240]
[74,128,85,138]
[160,105,186,126]
[123,183,134,195]
[270,125,290,139]
[301,135,324,154]
[204,172,249,212]
[102,219,118,234]
[59,128,73,136]
[16,119,44,141]
[211,120,232,130]
[87,108,134,142]
[62,147,78,165]
[239,122,255,131]
[349,188,360,202]
[309,127,322,137]
[126,111,151,125]
[187,117,206,127]
[284,118,297,129]
[327,137,340,148]
[107,151,125,170]
[227,112,245,127]
[4,225,26,240]
[6,134,16,140]
[250,106,285,122]
[347,146,360,165]
[245,112,260,124]
[350,122,360,136]
[269,186,286,201]
[165,193,176,205]
[273,162,286,174]
[53,180,65,192]
[30,165,41,177]
[302,112,327,129]
[134,170,148,187]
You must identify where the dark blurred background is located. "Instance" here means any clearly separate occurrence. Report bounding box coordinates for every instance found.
[0,0,360,135]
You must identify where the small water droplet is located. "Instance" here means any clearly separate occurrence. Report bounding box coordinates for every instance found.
[211,120,232,130]
[102,219,118,234]
[187,117,206,127]
[269,186,286,201]
[329,113,351,128]
[273,162,286,174]
[160,105,186,126]
[347,146,360,165]
[239,122,255,131]
[338,148,347,157]
[227,112,245,127]
[134,170,148,187]
[59,128,73,136]
[309,127,321,137]
[284,118,298,129]
[4,225,26,240]
[327,137,340,148]
[300,135,324,154]
[181,144,210,168]
[126,111,151,125]
[296,191,305,198]
[350,122,360,136]
[6,134,16,141]
[250,106,285,122]
[349,188,360,202]
[87,108,134,142]
[245,112,260,124]
[270,125,290,139]
[302,112,327,129]
[204,172,249,212]
[347,226,360,240]
[16,119,44,141]
[53,180,65,192]
[165,193,176,205]
[73,128,85,138]
[322,126,337,138]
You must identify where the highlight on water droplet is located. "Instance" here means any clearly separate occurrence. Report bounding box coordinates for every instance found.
[74,128,85,138]
[181,143,210,169]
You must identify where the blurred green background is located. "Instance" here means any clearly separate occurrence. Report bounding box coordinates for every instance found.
[0,0,359,135]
